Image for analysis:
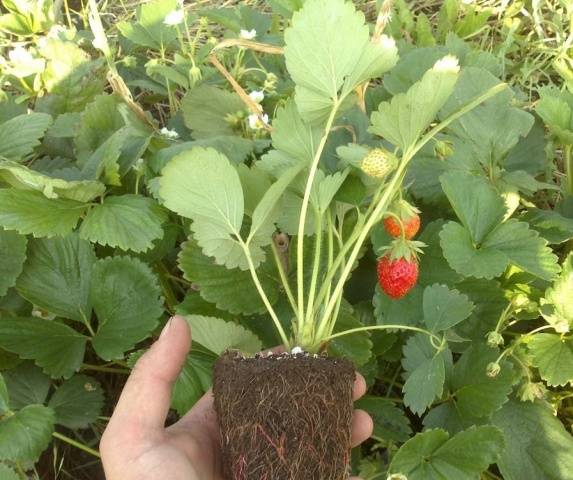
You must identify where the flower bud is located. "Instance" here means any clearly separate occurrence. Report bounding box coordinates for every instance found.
[189,65,202,86]
[518,382,546,402]
[486,362,501,378]
[486,331,504,348]
[433,140,454,159]
[264,72,278,91]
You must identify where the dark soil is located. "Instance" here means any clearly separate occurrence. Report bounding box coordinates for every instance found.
[213,351,355,480]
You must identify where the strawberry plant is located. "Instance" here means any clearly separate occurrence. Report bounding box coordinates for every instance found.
[0,0,573,478]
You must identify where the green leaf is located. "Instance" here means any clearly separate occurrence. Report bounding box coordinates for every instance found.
[0,113,52,161]
[117,0,179,49]
[0,405,55,462]
[248,164,303,249]
[160,147,249,269]
[237,164,271,216]
[172,348,214,415]
[493,400,573,480]
[354,396,411,442]
[36,39,106,115]
[388,426,504,480]
[440,173,560,280]
[523,208,573,244]
[423,284,474,332]
[450,344,515,418]
[402,334,448,415]
[441,68,534,162]
[312,170,350,213]
[0,189,87,238]
[441,171,505,244]
[284,0,397,123]
[181,85,245,139]
[0,228,27,297]
[3,363,50,410]
[79,195,166,253]
[48,374,104,428]
[177,239,279,316]
[0,374,8,414]
[485,219,560,281]
[328,303,373,366]
[0,160,105,202]
[534,87,573,144]
[374,284,424,328]
[91,257,163,361]
[439,221,507,279]
[540,252,573,333]
[74,94,124,155]
[370,56,459,150]
[184,315,262,355]
[0,318,87,379]
[16,235,96,323]
[270,100,322,164]
[0,464,19,480]
[424,344,515,432]
[418,220,463,286]
[528,334,573,386]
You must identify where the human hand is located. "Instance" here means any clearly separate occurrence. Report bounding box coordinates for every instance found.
[100,315,374,480]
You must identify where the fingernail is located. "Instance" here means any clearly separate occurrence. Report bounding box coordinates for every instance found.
[159,317,174,339]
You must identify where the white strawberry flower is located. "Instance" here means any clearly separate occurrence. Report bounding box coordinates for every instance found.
[248,90,264,103]
[433,55,460,73]
[160,127,180,139]
[248,113,269,130]
[378,34,396,51]
[8,46,34,64]
[240,29,257,40]
[164,9,185,26]
[7,46,45,77]
[47,25,67,38]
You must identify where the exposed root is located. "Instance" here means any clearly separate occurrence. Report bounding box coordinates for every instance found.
[213,352,355,480]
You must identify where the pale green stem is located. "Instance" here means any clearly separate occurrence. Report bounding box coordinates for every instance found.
[296,104,340,333]
[271,241,298,314]
[494,324,556,365]
[324,324,441,345]
[305,209,323,325]
[312,212,365,316]
[409,83,509,160]
[80,311,95,337]
[324,210,335,310]
[315,217,347,341]
[318,167,408,338]
[319,82,509,341]
[52,432,101,458]
[564,144,573,196]
[240,241,290,347]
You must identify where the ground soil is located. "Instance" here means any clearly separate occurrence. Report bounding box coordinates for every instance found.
[213,351,355,480]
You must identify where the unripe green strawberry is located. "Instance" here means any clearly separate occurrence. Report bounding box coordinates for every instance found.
[360,148,397,179]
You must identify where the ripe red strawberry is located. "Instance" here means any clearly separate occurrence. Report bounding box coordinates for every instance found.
[383,200,421,240]
[377,239,424,299]
[377,255,419,299]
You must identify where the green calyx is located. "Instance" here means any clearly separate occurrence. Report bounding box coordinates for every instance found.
[379,237,426,262]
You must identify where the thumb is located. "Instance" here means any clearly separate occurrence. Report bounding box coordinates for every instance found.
[106,316,191,434]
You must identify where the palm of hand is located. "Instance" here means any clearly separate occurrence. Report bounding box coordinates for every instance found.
[100,316,372,480]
